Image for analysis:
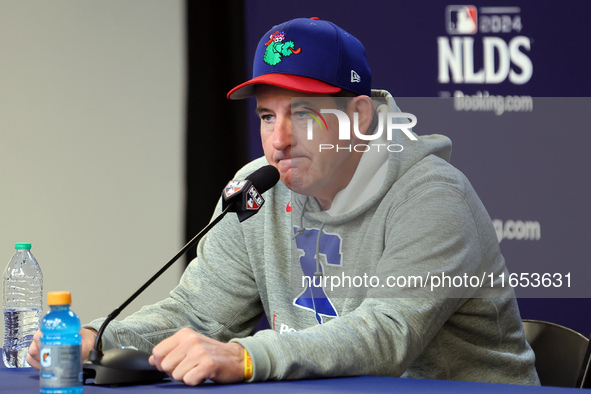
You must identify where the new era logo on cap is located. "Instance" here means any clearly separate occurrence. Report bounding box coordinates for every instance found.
[351,70,361,83]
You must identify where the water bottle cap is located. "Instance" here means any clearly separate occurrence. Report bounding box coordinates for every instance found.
[15,242,32,249]
[48,291,72,305]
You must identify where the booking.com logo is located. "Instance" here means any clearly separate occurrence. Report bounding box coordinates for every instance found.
[305,108,418,152]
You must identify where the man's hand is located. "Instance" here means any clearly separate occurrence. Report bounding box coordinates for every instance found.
[149,327,245,386]
[27,327,98,370]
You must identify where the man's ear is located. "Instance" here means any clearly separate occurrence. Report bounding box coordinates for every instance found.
[348,96,374,137]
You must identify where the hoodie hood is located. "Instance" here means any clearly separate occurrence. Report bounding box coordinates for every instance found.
[292,89,452,224]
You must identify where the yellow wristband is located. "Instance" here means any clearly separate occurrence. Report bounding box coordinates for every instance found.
[244,348,253,380]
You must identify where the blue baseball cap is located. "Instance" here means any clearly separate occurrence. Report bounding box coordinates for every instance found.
[227,17,372,100]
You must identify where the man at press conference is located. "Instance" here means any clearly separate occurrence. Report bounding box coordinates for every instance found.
[27,17,540,386]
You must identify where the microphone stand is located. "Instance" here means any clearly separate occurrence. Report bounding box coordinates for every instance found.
[84,205,230,384]
[82,164,278,385]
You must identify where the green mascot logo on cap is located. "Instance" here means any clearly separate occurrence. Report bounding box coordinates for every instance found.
[263,31,302,66]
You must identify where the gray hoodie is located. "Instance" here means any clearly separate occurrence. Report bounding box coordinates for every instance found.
[87,90,539,385]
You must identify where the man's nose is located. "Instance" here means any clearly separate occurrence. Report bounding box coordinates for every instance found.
[272,116,292,150]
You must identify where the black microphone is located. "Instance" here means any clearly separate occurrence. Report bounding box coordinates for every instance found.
[222,164,281,222]
[82,165,279,385]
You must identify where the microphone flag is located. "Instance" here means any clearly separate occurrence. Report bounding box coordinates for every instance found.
[222,165,279,222]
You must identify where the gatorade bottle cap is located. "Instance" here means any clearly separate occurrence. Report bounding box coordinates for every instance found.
[15,242,32,249]
[48,291,72,305]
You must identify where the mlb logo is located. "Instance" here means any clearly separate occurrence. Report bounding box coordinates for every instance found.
[446,5,478,34]
[246,185,263,210]
[224,180,247,198]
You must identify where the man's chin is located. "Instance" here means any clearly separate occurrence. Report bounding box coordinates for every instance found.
[278,170,291,190]
[285,178,312,197]
[280,168,314,195]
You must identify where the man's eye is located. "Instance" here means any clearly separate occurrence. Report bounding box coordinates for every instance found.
[261,114,275,123]
[294,111,309,119]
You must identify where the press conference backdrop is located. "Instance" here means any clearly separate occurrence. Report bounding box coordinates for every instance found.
[243,1,591,334]
[0,1,184,342]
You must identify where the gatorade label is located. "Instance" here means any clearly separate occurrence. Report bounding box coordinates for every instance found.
[40,345,82,388]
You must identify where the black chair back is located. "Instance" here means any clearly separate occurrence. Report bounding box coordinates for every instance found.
[523,319,589,388]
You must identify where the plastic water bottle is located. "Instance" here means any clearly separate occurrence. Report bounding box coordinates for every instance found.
[40,291,83,393]
[2,242,43,368]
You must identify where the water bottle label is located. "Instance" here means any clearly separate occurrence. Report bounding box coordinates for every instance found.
[40,345,82,388]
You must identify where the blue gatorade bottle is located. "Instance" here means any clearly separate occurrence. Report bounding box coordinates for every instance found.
[40,291,83,393]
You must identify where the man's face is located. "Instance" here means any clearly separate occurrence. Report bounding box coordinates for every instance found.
[255,85,363,209]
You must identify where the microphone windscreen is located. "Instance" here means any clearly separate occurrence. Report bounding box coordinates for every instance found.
[246,165,280,194]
